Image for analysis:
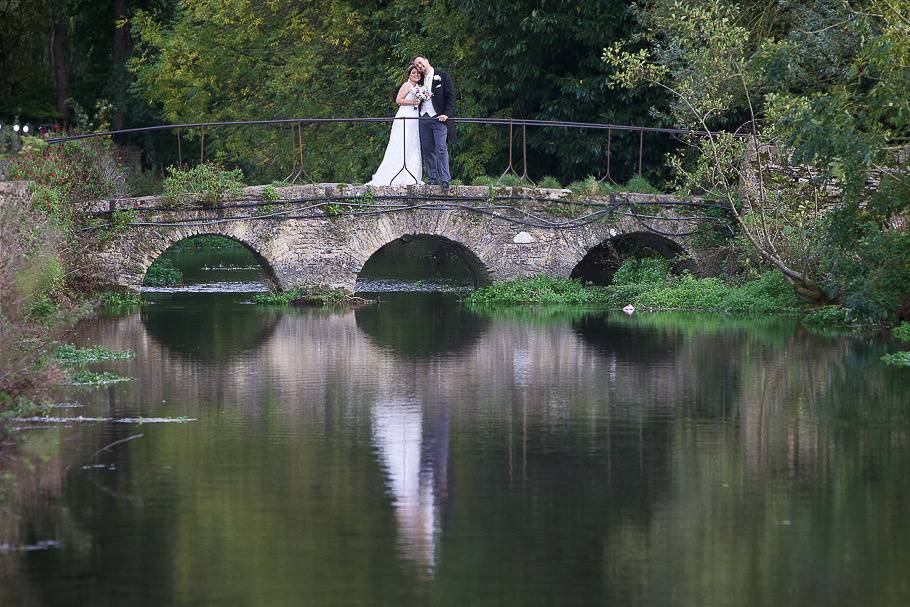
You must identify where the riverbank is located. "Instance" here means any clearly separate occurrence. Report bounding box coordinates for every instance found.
[466,259,802,314]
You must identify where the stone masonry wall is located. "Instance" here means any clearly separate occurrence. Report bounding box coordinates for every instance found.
[94,184,704,292]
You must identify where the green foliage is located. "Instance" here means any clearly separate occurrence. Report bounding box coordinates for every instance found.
[324,204,342,217]
[624,176,659,194]
[538,176,563,189]
[163,162,246,206]
[611,257,671,286]
[169,235,236,251]
[144,258,182,287]
[55,344,134,365]
[96,290,143,308]
[253,204,278,217]
[255,287,355,306]
[465,276,609,306]
[497,174,532,187]
[802,305,853,328]
[68,370,133,385]
[605,0,910,320]
[472,176,497,186]
[603,259,801,313]
[893,323,910,342]
[129,0,663,184]
[568,176,620,197]
[262,184,279,201]
[880,352,910,367]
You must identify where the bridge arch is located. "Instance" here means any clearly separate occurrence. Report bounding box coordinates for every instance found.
[570,230,691,286]
[139,229,280,289]
[352,218,493,289]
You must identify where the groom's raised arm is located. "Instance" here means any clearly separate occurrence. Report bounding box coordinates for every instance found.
[443,72,456,117]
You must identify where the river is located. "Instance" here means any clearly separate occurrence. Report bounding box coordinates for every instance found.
[1,246,908,606]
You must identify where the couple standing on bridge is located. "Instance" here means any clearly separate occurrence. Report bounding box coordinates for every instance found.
[367,55,456,188]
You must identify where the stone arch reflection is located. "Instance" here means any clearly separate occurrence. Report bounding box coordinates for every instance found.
[141,295,280,361]
[354,293,489,359]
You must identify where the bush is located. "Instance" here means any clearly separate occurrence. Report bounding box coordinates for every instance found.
[624,176,660,194]
[144,258,182,286]
[262,184,279,201]
[603,258,801,313]
[893,322,910,342]
[537,175,562,189]
[163,162,245,206]
[568,175,615,197]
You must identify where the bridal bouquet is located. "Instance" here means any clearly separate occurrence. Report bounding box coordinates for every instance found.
[413,85,432,103]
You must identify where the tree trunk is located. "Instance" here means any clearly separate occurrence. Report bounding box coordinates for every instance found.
[112,0,128,130]
[53,16,70,124]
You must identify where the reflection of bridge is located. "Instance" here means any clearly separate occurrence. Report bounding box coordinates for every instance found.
[92,184,725,292]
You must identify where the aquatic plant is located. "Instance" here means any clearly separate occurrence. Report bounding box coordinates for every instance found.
[68,370,133,385]
[465,276,609,305]
[255,287,364,306]
[56,344,134,365]
[96,290,142,308]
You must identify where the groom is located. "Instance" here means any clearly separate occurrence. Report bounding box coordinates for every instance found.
[413,56,456,187]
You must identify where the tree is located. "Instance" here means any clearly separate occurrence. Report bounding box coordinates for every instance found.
[605,0,909,318]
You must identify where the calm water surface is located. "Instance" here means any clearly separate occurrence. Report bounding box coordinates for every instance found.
[2,273,909,605]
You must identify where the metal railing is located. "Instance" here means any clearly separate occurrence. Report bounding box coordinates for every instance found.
[43,116,739,186]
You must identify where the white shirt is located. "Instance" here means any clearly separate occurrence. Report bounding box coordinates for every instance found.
[421,68,437,117]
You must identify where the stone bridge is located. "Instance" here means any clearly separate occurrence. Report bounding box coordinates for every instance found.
[93,184,717,292]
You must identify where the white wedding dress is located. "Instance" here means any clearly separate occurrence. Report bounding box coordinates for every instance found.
[367,85,423,186]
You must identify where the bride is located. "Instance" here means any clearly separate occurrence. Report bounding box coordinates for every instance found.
[367,64,423,186]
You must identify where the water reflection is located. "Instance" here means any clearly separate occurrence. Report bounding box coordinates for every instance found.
[354,293,488,359]
[141,293,280,361]
[3,296,910,606]
[371,397,449,576]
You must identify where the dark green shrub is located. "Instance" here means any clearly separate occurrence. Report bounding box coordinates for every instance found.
[881,352,910,367]
[624,176,660,194]
[611,258,672,285]
[893,322,910,342]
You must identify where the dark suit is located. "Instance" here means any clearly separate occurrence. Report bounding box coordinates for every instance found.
[419,69,457,184]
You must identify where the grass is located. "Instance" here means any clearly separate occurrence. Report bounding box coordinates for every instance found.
[465,258,803,314]
[55,344,134,365]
